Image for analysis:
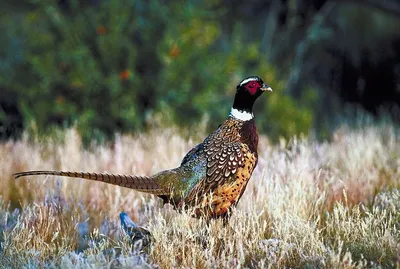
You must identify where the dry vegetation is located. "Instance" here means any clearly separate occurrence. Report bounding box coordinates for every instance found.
[0,124,399,268]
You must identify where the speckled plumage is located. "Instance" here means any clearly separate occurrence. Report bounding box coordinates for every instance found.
[175,117,259,218]
[14,76,272,220]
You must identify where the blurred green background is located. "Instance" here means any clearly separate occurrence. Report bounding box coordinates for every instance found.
[1,0,399,143]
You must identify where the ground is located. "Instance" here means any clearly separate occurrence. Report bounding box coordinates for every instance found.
[0,125,399,268]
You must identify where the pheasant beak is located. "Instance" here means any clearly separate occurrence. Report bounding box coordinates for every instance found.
[260,84,273,92]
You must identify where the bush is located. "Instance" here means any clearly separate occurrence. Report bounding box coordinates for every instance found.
[0,0,314,143]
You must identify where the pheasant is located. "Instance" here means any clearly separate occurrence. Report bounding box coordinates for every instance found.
[14,76,272,220]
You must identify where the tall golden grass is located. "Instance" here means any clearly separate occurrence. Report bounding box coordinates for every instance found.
[0,125,399,268]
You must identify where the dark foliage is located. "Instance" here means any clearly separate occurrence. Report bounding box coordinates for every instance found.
[0,0,399,142]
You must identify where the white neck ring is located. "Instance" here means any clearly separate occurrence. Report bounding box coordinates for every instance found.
[229,108,254,121]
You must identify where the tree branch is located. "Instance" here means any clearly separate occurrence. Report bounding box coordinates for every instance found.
[341,0,400,17]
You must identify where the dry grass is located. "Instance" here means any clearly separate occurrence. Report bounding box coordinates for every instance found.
[0,125,399,268]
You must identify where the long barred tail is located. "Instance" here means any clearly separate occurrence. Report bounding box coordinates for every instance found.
[13,170,168,195]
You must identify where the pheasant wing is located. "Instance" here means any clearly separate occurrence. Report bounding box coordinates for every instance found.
[184,141,247,204]
[180,143,204,165]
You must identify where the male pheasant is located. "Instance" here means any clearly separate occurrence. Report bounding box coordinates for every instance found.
[14,76,272,220]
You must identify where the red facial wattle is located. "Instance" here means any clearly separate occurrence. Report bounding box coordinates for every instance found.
[245,82,261,95]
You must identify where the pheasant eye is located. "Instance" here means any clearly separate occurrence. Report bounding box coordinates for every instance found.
[244,82,259,94]
[249,82,259,88]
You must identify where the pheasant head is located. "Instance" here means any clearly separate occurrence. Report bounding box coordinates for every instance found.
[230,76,272,121]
